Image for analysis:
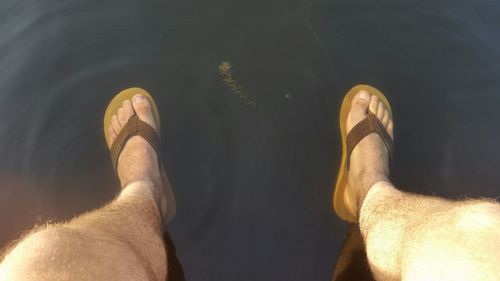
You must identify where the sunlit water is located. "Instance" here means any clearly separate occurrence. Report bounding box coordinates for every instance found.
[1,0,499,280]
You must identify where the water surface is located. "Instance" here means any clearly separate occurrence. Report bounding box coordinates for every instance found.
[1,0,499,280]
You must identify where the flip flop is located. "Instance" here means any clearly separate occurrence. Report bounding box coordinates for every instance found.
[104,87,176,226]
[333,85,393,222]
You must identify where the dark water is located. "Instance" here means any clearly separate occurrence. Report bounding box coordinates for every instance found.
[1,0,499,280]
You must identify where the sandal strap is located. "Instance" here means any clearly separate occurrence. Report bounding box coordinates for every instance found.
[110,115,161,171]
[346,112,393,169]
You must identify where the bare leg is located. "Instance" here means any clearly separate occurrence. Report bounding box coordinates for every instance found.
[0,95,171,281]
[343,91,500,281]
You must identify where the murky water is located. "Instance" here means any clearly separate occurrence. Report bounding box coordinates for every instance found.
[1,0,499,280]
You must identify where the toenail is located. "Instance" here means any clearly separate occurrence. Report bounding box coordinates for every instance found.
[359,91,370,101]
[134,95,145,103]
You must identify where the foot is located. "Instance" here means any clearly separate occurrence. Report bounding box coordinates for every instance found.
[106,94,168,220]
[343,90,394,217]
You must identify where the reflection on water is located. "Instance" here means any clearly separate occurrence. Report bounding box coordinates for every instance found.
[1,0,500,280]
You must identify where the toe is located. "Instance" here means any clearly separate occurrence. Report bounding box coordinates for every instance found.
[377,102,384,119]
[107,126,117,148]
[387,120,394,139]
[369,95,379,115]
[111,115,121,134]
[122,100,134,120]
[353,90,371,108]
[117,107,127,126]
[132,94,157,130]
[347,90,371,131]
[382,110,390,126]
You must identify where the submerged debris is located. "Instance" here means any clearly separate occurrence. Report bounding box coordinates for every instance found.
[218,61,263,112]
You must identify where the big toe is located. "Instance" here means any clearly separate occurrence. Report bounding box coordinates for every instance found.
[132,94,157,131]
[347,90,371,132]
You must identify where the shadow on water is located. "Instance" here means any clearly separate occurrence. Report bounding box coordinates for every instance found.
[1,0,499,280]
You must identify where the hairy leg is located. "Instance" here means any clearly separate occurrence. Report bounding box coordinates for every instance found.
[360,182,500,281]
[343,90,500,281]
[0,182,166,281]
[0,94,172,281]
